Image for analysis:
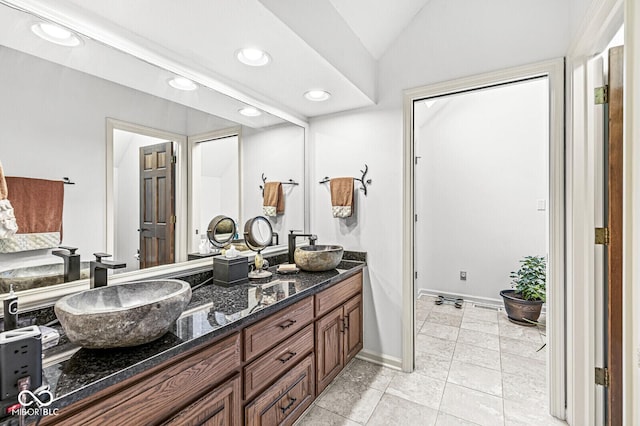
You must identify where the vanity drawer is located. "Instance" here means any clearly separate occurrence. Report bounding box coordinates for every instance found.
[315,271,362,317]
[244,324,314,400]
[243,297,313,361]
[245,354,315,426]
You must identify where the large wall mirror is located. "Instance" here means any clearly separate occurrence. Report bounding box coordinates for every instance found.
[0,3,306,300]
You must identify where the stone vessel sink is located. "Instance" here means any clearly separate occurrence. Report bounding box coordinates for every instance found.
[0,262,90,292]
[294,245,344,272]
[55,279,192,349]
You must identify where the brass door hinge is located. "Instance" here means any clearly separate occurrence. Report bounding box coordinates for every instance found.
[594,85,608,104]
[595,227,610,245]
[595,367,610,387]
[170,215,176,224]
[171,155,177,164]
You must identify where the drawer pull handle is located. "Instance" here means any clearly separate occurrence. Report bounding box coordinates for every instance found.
[281,397,297,413]
[278,351,297,363]
[278,319,297,329]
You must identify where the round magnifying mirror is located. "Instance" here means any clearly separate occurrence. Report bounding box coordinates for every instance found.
[244,216,273,280]
[206,215,237,248]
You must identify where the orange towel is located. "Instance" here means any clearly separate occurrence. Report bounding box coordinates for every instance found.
[6,177,64,239]
[330,178,354,218]
[263,182,284,217]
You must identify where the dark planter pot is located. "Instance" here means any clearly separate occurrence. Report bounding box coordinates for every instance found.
[500,289,543,326]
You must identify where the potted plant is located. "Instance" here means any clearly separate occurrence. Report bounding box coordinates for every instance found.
[500,255,546,326]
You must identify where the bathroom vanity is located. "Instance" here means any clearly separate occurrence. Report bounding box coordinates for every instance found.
[32,260,364,426]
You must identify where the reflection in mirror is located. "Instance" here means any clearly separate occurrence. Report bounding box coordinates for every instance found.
[207,215,237,249]
[113,128,180,273]
[0,3,305,298]
[189,129,240,254]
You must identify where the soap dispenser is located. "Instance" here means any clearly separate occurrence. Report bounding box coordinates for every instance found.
[3,284,18,331]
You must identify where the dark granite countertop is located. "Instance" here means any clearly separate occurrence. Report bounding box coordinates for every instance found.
[37,258,366,415]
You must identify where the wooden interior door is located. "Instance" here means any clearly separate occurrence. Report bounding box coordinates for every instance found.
[139,141,175,269]
[604,45,623,426]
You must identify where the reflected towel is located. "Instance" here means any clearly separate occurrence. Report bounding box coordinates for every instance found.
[263,182,284,217]
[0,160,7,200]
[330,177,354,218]
[0,161,18,238]
[5,177,63,242]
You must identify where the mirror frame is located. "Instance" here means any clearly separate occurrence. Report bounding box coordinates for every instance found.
[1,0,310,312]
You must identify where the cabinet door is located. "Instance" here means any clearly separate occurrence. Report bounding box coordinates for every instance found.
[315,305,344,394]
[162,375,241,426]
[343,294,363,364]
[245,354,315,426]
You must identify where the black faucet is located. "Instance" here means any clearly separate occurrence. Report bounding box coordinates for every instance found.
[288,231,317,264]
[52,246,81,282]
[90,252,126,289]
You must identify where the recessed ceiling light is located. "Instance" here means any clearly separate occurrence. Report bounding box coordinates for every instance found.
[168,76,198,91]
[31,22,81,47]
[304,90,331,102]
[238,107,262,117]
[236,48,270,67]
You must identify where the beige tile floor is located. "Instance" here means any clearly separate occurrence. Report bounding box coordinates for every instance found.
[295,295,566,426]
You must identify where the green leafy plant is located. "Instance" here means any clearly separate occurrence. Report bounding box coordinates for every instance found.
[510,255,546,302]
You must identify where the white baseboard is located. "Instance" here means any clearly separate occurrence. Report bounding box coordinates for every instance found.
[356,349,403,371]
[418,288,547,315]
[417,288,503,307]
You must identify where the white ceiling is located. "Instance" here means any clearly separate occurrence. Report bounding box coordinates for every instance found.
[328,0,432,59]
[4,0,430,120]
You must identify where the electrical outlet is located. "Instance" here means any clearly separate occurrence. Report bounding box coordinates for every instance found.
[460,271,467,281]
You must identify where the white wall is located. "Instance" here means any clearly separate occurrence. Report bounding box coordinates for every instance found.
[415,79,548,301]
[242,125,305,241]
[309,0,571,361]
[199,135,239,236]
[0,46,230,271]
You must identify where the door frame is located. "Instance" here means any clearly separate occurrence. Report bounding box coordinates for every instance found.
[106,118,188,264]
[402,58,566,417]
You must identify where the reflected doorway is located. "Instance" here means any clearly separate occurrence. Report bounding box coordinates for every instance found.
[107,119,188,273]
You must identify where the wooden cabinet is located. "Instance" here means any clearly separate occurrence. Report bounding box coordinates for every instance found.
[245,354,315,426]
[315,305,344,393]
[243,297,314,361]
[315,276,363,395]
[344,294,364,363]
[45,271,363,426]
[162,375,241,426]
[244,324,314,400]
[315,272,362,317]
[43,333,241,426]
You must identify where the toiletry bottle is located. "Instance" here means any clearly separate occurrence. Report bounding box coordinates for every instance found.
[3,284,18,331]
[199,235,209,254]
